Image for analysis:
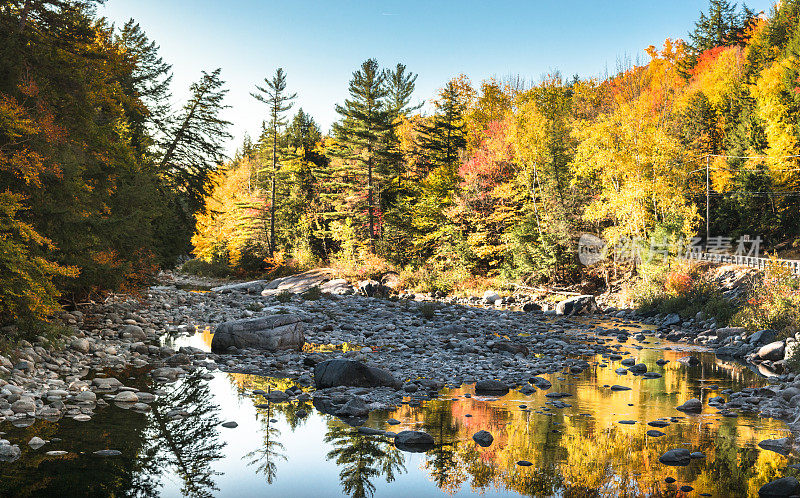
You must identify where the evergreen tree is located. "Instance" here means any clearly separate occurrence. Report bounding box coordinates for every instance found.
[333,58,393,252]
[251,67,296,256]
[159,68,231,244]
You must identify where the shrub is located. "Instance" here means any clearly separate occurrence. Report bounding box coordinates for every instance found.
[276,290,292,303]
[729,259,800,337]
[301,286,321,301]
[418,302,437,320]
[631,260,736,324]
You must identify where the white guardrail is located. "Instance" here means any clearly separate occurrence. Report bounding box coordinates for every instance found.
[693,253,800,275]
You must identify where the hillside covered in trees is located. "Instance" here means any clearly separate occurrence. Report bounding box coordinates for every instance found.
[193,0,800,291]
[2,0,800,330]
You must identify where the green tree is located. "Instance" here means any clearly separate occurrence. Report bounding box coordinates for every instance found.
[333,58,393,252]
[251,67,296,256]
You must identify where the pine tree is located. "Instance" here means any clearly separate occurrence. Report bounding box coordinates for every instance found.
[159,68,231,230]
[333,58,392,252]
[251,68,296,256]
[418,80,468,176]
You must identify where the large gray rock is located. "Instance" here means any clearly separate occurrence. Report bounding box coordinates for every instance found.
[475,380,510,395]
[483,290,500,305]
[758,341,785,361]
[676,398,702,413]
[261,269,334,296]
[758,438,790,455]
[556,295,599,315]
[759,477,800,497]
[314,359,401,389]
[472,430,494,447]
[211,315,304,352]
[394,431,435,452]
[320,278,354,295]
[716,327,745,340]
[336,396,370,417]
[749,329,776,345]
[358,280,391,297]
[663,313,681,326]
[658,448,691,466]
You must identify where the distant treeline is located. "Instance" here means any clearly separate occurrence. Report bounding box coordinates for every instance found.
[196,0,800,291]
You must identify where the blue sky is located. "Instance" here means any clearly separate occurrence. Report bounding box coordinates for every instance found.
[98,0,776,155]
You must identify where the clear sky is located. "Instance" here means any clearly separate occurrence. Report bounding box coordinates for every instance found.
[98,0,776,156]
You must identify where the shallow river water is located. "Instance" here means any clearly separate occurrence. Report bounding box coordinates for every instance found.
[0,321,796,497]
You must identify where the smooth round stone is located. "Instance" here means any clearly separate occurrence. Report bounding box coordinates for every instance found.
[73,414,91,422]
[517,460,533,467]
[93,449,122,457]
[221,421,238,428]
[647,430,666,437]
[114,391,138,403]
[45,451,68,456]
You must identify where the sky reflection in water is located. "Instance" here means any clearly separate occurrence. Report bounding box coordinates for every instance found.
[0,330,796,497]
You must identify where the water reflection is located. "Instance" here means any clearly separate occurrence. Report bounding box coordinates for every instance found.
[140,370,226,497]
[0,335,796,497]
[324,423,405,498]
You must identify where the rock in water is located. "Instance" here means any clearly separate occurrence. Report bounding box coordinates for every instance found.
[677,356,700,367]
[314,359,401,389]
[676,398,702,413]
[394,431,435,452]
[474,380,509,395]
[759,477,800,497]
[658,448,691,466]
[336,396,370,418]
[472,430,494,447]
[529,376,552,389]
[211,315,304,352]
[556,295,599,316]
[758,438,790,456]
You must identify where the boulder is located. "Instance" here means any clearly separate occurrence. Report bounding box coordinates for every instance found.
[658,448,691,466]
[336,396,370,418]
[556,295,599,316]
[472,430,494,447]
[758,437,790,456]
[530,376,552,389]
[663,313,681,326]
[483,291,500,305]
[211,280,268,293]
[261,269,334,295]
[394,431,435,452]
[716,327,746,340]
[120,324,146,340]
[522,302,542,312]
[211,315,304,353]
[749,329,776,345]
[70,337,91,353]
[474,380,510,395]
[314,359,401,389]
[676,398,702,413]
[628,363,647,373]
[759,477,800,497]
[758,341,785,361]
[320,278,354,295]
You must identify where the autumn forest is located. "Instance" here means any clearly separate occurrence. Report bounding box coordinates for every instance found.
[2,0,800,328]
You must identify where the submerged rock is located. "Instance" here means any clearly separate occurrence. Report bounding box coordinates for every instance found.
[474,380,509,395]
[676,398,702,413]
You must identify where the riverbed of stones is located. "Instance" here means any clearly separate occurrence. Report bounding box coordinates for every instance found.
[2,269,800,488]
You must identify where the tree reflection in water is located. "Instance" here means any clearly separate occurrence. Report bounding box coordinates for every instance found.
[246,401,286,484]
[135,370,226,498]
[324,421,406,498]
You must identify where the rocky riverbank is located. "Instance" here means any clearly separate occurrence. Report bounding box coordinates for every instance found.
[2,269,800,472]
